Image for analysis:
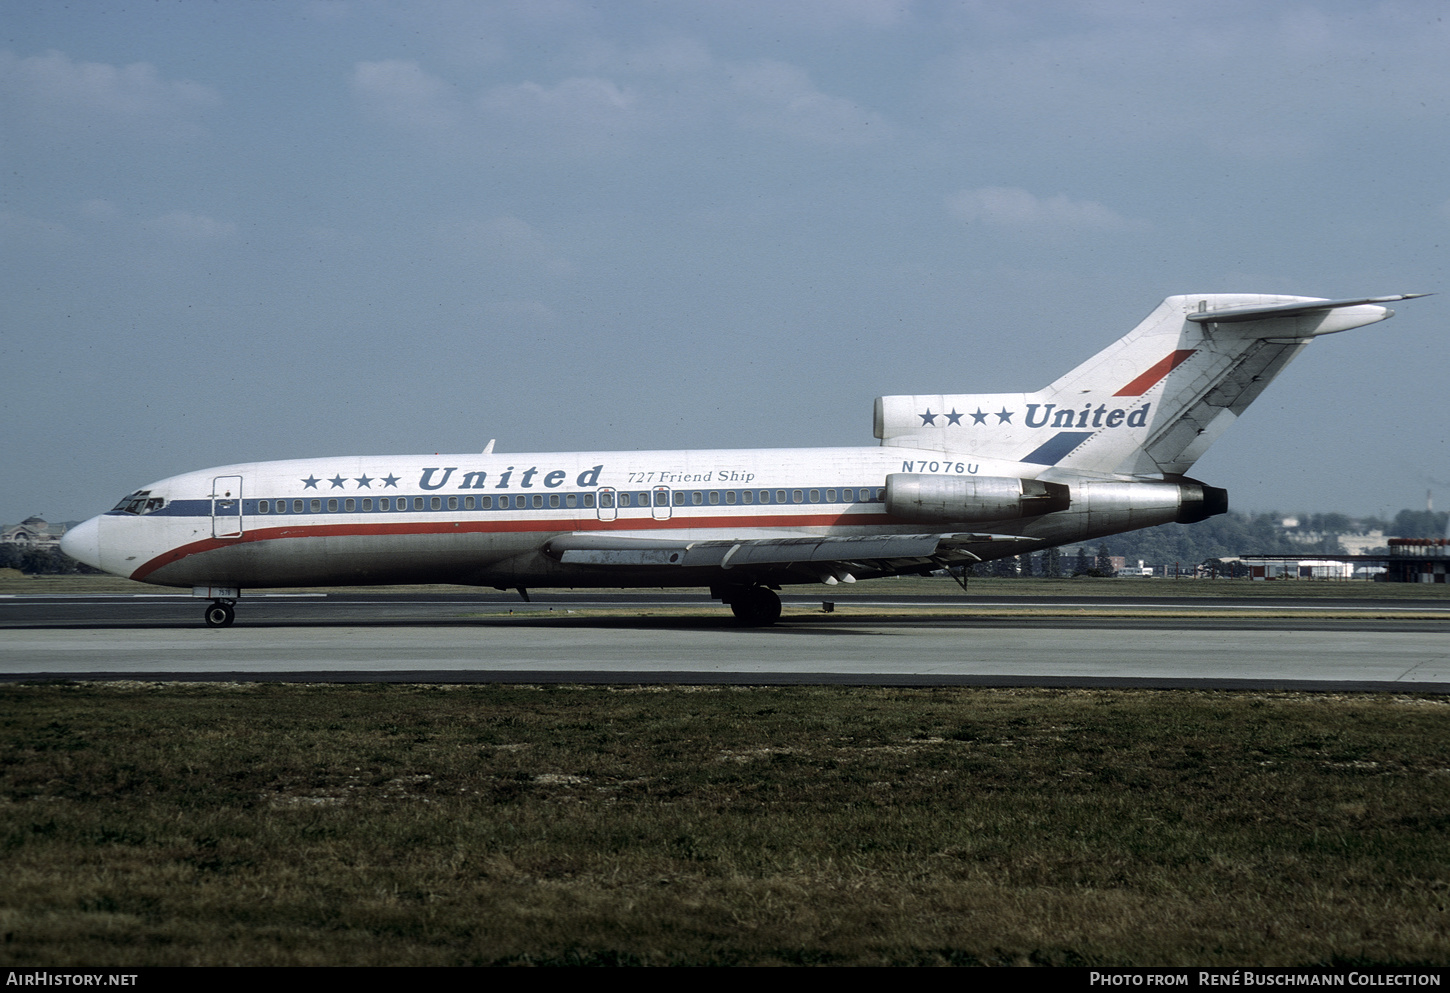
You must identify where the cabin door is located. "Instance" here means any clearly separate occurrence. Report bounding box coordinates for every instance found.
[596,487,617,522]
[212,475,244,539]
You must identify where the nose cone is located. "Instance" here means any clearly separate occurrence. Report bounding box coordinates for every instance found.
[60,516,103,571]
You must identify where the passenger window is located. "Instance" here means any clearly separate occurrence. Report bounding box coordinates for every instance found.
[692,492,703,505]
[431,496,441,510]
[670,491,683,506]
[345,498,355,512]
[481,496,492,509]
[259,500,269,514]
[619,493,631,507]
[532,495,543,508]
[311,499,321,513]
[583,493,595,508]
[777,490,787,504]
[413,497,424,511]
[549,494,560,508]
[709,491,719,505]
[826,489,836,502]
[326,499,337,512]
[447,496,458,510]
[565,494,577,508]
[363,498,373,511]
[294,500,304,513]
[809,489,819,502]
[726,491,737,505]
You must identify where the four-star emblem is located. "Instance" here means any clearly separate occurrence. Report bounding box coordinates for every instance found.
[300,472,396,490]
[917,406,1015,427]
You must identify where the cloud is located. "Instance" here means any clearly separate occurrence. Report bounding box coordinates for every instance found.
[933,5,1450,162]
[945,187,1146,235]
[729,60,888,145]
[0,211,78,249]
[438,216,573,276]
[148,211,237,241]
[0,49,217,135]
[352,44,889,154]
[351,60,463,132]
[482,75,635,118]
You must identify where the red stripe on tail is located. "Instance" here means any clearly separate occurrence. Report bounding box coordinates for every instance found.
[1113,349,1196,396]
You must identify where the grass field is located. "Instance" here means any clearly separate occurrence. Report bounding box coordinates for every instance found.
[4,682,1449,966]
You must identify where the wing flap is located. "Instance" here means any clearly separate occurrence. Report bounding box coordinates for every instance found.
[546,532,1024,570]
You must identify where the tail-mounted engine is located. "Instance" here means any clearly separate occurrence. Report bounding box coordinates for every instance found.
[884,472,1227,528]
[885,473,1071,524]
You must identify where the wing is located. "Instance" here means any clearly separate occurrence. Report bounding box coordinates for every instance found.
[543,531,1031,582]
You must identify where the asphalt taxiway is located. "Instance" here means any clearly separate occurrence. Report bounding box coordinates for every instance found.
[3,591,1448,690]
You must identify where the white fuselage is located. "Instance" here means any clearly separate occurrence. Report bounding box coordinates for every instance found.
[65,445,1125,591]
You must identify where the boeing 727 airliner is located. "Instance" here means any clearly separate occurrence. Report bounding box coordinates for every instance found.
[62,293,1426,626]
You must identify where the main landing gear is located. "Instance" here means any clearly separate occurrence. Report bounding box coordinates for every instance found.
[204,600,236,627]
[715,585,782,627]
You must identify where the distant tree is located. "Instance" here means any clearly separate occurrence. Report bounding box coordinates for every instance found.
[1073,546,1091,576]
[991,555,1018,578]
[1313,512,1354,535]
[1043,546,1062,578]
[1019,553,1035,577]
[1096,543,1115,577]
[1392,509,1449,539]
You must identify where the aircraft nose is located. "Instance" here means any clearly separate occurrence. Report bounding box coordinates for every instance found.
[60,516,103,571]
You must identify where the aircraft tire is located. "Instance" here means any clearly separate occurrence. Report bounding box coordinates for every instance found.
[729,587,781,627]
[204,602,235,627]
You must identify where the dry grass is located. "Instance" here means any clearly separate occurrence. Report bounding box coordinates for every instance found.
[3,683,1449,966]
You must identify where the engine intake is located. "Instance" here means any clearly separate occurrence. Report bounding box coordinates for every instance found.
[885,473,1071,524]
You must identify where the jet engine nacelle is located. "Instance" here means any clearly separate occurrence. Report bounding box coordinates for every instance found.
[1070,478,1228,531]
[885,473,1071,524]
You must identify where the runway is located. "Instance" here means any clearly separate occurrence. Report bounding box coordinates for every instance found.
[4,591,1449,690]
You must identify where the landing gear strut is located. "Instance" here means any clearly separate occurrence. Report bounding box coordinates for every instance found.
[717,585,782,627]
[204,601,236,627]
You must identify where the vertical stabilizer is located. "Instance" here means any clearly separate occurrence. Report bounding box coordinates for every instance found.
[875,293,1419,476]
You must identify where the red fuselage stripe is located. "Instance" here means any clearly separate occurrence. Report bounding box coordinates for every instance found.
[128,511,890,582]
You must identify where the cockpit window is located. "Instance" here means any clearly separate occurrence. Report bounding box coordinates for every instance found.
[110,490,166,515]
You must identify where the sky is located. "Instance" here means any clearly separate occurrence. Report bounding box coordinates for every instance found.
[3,0,1447,525]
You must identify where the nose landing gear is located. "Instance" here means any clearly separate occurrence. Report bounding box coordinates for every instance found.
[204,600,236,627]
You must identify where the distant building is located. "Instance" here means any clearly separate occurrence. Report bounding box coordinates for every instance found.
[1339,531,1387,555]
[1385,539,1449,584]
[1,517,68,547]
[1240,557,1354,580]
[1222,538,1448,583]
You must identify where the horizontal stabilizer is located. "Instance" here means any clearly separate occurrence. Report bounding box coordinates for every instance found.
[1185,293,1429,324]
